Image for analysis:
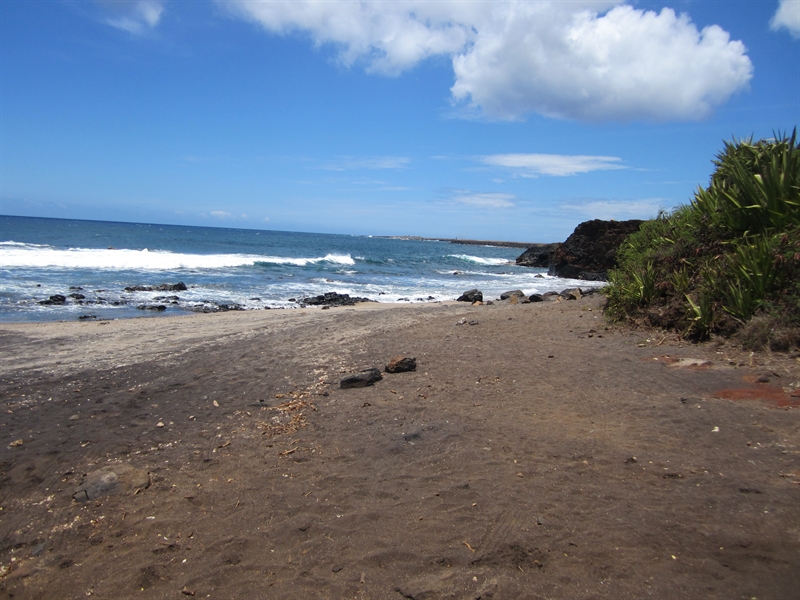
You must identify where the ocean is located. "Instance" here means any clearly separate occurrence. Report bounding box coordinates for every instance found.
[0,215,598,322]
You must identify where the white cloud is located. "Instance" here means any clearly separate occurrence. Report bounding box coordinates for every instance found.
[452,5,752,121]
[221,0,473,75]
[771,0,800,38]
[104,1,164,34]
[451,192,516,209]
[558,199,663,220]
[221,0,752,122]
[481,153,624,177]
[210,210,232,218]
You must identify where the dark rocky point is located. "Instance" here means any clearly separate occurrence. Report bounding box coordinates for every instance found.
[515,244,558,267]
[548,219,643,281]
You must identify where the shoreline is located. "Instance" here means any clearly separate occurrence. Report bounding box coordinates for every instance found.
[4,277,605,325]
[1,297,798,598]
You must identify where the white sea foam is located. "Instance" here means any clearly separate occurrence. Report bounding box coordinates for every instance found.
[448,254,511,266]
[0,244,355,271]
[255,253,355,266]
[0,240,49,248]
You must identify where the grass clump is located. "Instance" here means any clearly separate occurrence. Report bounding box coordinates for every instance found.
[604,130,800,348]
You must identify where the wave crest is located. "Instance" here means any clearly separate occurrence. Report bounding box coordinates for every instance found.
[448,254,511,266]
[0,245,355,271]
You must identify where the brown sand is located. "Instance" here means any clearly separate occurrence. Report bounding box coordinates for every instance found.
[1,296,799,599]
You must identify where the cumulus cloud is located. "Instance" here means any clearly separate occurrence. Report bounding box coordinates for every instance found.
[102,1,164,34]
[481,153,624,177]
[210,210,232,218]
[771,0,800,38]
[450,192,516,209]
[452,4,752,121]
[221,0,752,122]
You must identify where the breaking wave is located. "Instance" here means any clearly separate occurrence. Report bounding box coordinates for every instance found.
[0,243,355,271]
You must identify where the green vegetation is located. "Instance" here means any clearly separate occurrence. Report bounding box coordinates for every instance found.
[604,130,800,350]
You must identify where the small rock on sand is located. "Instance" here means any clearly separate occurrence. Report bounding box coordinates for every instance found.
[385,356,417,373]
[340,368,383,389]
[457,289,483,302]
[73,464,150,502]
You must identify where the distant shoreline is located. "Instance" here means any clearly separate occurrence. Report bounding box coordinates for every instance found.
[375,235,556,249]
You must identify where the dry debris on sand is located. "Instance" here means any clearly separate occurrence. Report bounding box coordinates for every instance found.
[1,297,799,599]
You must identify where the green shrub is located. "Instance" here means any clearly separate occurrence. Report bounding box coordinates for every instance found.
[604,130,800,347]
[697,131,800,237]
[685,292,713,341]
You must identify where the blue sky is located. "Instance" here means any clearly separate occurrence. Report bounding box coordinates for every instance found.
[1,0,798,242]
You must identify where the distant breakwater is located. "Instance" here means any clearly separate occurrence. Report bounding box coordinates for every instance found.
[375,235,555,250]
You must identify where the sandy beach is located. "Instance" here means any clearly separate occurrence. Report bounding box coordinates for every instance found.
[1,296,799,599]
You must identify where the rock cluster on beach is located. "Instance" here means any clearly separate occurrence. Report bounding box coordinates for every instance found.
[300,292,375,308]
[36,282,247,315]
[456,287,598,305]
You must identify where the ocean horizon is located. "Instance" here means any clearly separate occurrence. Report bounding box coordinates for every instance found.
[0,215,599,322]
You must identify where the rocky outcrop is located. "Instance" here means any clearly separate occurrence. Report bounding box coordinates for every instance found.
[457,289,483,302]
[515,244,559,267]
[549,219,643,280]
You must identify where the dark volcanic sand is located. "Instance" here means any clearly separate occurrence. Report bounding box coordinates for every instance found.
[1,297,798,599]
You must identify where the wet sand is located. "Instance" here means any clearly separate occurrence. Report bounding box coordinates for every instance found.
[1,296,799,599]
